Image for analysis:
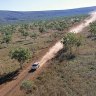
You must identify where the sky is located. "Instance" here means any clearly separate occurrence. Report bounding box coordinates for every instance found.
[0,0,96,11]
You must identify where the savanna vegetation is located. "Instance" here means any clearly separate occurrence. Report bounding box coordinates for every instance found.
[0,15,86,76]
[1,15,96,96]
[19,21,96,96]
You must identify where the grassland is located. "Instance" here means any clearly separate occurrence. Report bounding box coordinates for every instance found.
[27,27,96,96]
[0,16,86,76]
[1,15,95,96]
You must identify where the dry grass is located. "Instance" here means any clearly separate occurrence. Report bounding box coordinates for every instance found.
[27,29,96,96]
[0,24,66,75]
[0,16,91,96]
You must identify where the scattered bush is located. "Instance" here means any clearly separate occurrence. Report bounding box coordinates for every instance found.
[39,26,46,33]
[2,34,12,44]
[89,22,96,37]
[10,48,31,69]
[61,33,82,57]
[20,80,36,94]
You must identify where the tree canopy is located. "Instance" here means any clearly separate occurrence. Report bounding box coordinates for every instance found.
[10,48,31,69]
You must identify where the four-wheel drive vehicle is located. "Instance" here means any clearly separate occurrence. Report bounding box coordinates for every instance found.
[32,62,39,70]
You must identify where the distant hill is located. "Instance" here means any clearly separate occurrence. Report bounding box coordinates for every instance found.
[0,6,96,24]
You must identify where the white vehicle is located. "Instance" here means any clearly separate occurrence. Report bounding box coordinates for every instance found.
[32,62,39,70]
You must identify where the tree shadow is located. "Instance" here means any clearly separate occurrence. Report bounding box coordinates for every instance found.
[87,35,92,38]
[87,35,96,40]
[92,37,96,41]
[55,49,75,62]
[0,69,20,85]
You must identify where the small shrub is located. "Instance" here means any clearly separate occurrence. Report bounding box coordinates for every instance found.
[89,22,96,37]
[20,80,36,94]
[30,33,37,38]
[39,27,46,33]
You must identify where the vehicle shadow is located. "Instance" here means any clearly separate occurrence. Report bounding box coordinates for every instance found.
[28,69,36,73]
[0,69,20,85]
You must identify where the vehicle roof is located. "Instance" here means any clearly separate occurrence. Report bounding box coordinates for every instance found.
[32,62,39,65]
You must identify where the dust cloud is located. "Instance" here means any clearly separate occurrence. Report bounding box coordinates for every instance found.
[69,11,96,33]
[39,11,96,66]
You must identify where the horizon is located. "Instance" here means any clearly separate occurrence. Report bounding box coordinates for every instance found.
[0,0,96,11]
[0,6,96,12]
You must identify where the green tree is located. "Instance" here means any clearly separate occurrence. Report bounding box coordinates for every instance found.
[39,26,46,33]
[75,35,82,54]
[61,33,81,56]
[89,22,96,37]
[10,25,16,33]
[18,27,24,33]
[2,34,12,44]
[30,32,37,40]
[10,48,30,69]
[55,21,68,31]
[21,31,29,40]
[20,80,36,94]
[23,24,29,30]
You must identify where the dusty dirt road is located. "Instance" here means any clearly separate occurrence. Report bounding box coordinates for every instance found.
[0,11,96,96]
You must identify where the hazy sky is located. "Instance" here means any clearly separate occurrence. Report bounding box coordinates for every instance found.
[0,0,96,11]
